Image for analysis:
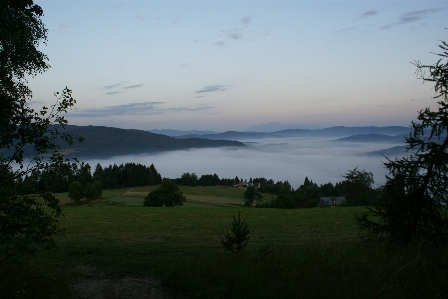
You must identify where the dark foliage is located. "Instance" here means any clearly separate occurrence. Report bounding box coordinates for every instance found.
[356,38,448,244]
[341,168,376,206]
[144,179,186,207]
[221,212,251,253]
[1,0,82,268]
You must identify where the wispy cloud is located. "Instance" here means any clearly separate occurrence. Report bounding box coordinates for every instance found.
[106,91,120,95]
[195,85,228,94]
[103,81,127,90]
[29,100,45,105]
[334,26,359,33]
[241,16,251,25]
[362,10,378,18]
[69,102,213,118]
[380,8,442,30]
[214,41,226,47]
[70,102,164,117]
[172,15,184,24]
[123,84,144,89]
[223,29,242,40]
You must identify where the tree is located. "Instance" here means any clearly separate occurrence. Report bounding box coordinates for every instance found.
[0,0,81,267]
[84,182,101,200]
[243,185,262,206]
[341,168,375,206]
[144,179,186,207]
[221,212,251,253]
[68,181,83,202]
[356,38,448,244]
[180,172,198,187]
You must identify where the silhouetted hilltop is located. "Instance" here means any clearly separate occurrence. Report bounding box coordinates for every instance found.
[62,125,245,158]
[0,125,244,159]
[333,134,407,143]
[174,126,412,140]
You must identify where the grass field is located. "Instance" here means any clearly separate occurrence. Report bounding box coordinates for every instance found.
[4,186,448,299]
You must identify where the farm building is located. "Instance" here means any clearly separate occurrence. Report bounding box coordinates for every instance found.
[319,196,346,206]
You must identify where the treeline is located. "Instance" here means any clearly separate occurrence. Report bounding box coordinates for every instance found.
[20,161,377,208]
[20,162,163,195]
[173,169,377,208]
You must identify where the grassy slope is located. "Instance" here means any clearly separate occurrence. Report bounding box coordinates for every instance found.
[11,187,448,298]
[56,185,277,207]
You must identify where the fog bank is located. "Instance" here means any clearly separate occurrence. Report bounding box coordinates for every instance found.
[81,137,402,189]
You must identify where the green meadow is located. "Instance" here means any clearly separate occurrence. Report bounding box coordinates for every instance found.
[7,186,448,298]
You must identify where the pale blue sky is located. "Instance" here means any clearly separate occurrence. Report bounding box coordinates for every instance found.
[28,1,447,131]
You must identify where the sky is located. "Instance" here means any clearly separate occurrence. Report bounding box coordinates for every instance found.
[28,0,447,132]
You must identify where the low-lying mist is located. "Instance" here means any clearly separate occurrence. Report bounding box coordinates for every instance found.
[82,137,404,189]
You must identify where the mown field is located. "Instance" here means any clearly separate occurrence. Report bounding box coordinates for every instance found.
[6,186,448,299]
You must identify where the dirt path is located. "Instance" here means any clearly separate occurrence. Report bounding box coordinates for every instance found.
[70,265,187,299]
[122,188,134,196]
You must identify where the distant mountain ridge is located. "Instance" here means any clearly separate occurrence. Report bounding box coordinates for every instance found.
[246,122,324,132]
[4,125,245,159]
[173,126,412,140]
[149,129,219,137]
[333,134,408,143]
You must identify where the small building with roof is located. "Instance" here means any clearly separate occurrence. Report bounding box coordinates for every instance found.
[319,196,346,206]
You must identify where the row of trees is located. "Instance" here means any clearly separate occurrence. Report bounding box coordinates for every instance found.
[241,169,376,209]
[19,162,163,194]
[173,171,375,207]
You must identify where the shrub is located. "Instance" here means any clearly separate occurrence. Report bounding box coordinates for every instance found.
[144,179,185,207]
[68,181,84,202]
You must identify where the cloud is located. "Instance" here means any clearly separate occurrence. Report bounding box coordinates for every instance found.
[106,91,120,95]
[123,84,144,89]
[334,26,359,33]
[214,41,226,47]
[103,81,126,89]
[195,85,228,94]
[380,8,442,30]
[224,29,242,40]
[362,10,378,18]
[70,102,164,117]
[69,102,213,117]
[172,15,184,24]
[30,100,45,105]
[241,16,251,25]
[168,106,213,112]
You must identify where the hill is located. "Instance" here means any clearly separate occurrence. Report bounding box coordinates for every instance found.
[61,125,245,158]
[1,125,245,159]
[173,126,412,140]
[333,133,407,143]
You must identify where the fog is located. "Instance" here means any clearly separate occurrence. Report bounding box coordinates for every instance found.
[81,137,405,189]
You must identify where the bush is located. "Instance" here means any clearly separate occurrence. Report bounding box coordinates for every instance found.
[68,181,83,202]
[144,179,185,207]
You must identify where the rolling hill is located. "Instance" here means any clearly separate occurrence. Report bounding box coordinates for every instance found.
[2,125,245,159]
